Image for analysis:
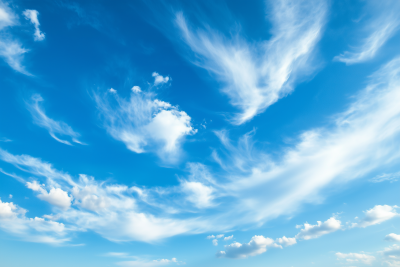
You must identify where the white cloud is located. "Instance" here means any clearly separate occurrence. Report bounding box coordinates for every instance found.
[8,194,12,199]
[27,94,83,145]
[0,198,71,244]
[117,257,182,267]
[94,83,196,163]
[352,205,399,228]
[276,236,297,246]
[334,1,400,65]
[23,9,45,41]
[386,234,400,242]
[0,2,31,75]
[26,181,72,210]
[216,234,224,239]
[370,172,400,183]
[180,181,214,208]
[224,235,233,241]
[207,235,215,239]
[216,235,281,258]
[131,86,141,93]
[336,252,375,265]
[212,239,218,246]
[152,72,170,86]
[175,0,327,124]
[295,217,341,240]
[382,245,400,267]
[109,88,117,93]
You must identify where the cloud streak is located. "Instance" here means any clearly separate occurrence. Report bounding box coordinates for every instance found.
[27,94,83,145]
[175,0,327,124]
[23,9,45,41]
[334,1,400,65]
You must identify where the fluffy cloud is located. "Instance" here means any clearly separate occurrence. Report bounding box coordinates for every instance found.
[0,198,70,244]
[334,0,400,64]
[94,80,196,163]
[336,252,375,265]
[212,239,218,246]
[386,234,400,242]
[176,0,327,124]
[382,245,400,267]
[152,72,170,86]
[27,181,72,210]
[352,205,399,228]
[224,235,233,241]
[276,236,297,246]
[295,217,342,240]
[216,235,281,258]
[27,94,83,145]
[23,9,45,41]
[180,181,214,208]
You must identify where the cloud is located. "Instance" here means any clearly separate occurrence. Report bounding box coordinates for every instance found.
[295,217,341,240]
[381,245,400,267]
[370,172,400,183]
[180,180,214,208]
[94,81,196,163]
[0,198,72,244]
[336,252,375,265]
[0,2,31,75]
[152,72,170,86]
[276,236,296,246]
[207,235,215,239]
[212,239,218,246]
[117,257,182,267]
[23,9,45,41]
[386,234,400,242]
[175,0,327,124]
[216,235,281,259]
[352,205,399,228]
[334,1,400,65]
[27,94,83,145]
[224,235,233,241]
[131,86,141,93]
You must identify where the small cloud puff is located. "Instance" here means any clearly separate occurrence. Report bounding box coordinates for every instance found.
[385,233,400,242]
[109,88,117,93]
[131,86,141,93]
[276,236,296,246]
[224,235,233,241]
[295,217,342,240]
[152,72,170,86]
[336,252,375,265]
[351,205,399,228]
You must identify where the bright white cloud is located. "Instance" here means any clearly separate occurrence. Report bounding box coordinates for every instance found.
[352,205,399,228]
[334,1,400,65]
[382,244,400,267]
[131,86,141,93]
[109,88,117,93]
[0,198,71,244]
[216,235,281,258]
[295,217,341,240]
[152,72,170,86]
[23,9,45,41]
[386,234,400,242]
[370,172,400,183]
[0,1,15,30]
[180,181,214,208]
[176,0,327,124]
[27,94,83,145]
[336,252,376,265]
[206,235,215,239]
[94,83,196,163]
[276,236,297,246]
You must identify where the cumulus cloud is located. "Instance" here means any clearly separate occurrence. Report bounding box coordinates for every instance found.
[152,72,170,86]
[176,0,327,124]
[23,9,45,41]
[180,180,214,208]
[216,235,281,259]
[27,94,83,145]
[334,1,400,64]
[381,245,400,267]
[352,205,399,228]
[295,217,341,240]
[94,82,196,163]
[207,235,215,239]
[336,252,375,265]
[131,86,141,93]
[370,172,400,183]
[276,236,297,246]
[386,234,400,242]
[0,198,71,244]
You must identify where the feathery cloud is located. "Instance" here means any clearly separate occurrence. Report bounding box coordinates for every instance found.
[27,94,83,145]
[176,0,327,124]
[334,1,400,64]
[336,252,375,265]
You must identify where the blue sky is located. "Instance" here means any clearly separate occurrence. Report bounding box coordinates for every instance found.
[0,0,400,266]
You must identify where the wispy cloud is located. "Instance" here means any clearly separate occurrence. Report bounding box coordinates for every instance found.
[175,0,327,124]
[336,252,375,265]
[0,1,31,75]
[23,9,45,41]
[94,76,196,163]
[369,172,400,183]
[334,1,400,65]
[27,94,83,146]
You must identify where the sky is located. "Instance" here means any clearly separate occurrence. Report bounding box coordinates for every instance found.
[0,0,400,266]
